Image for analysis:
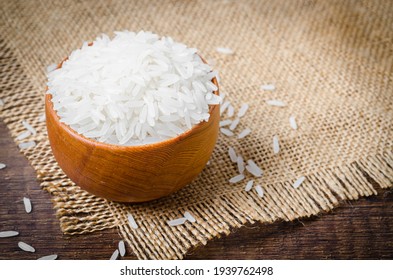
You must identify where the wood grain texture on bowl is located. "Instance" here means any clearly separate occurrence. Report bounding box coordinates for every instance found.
[45,75,220,202]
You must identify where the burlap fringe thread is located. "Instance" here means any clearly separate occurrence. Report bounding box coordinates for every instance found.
[111,152,392,259]
[40,151,392,259]
[1,27,393,260]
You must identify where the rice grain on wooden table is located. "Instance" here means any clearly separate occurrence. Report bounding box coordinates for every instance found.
[18,241,35,252]
[0,231,19,238]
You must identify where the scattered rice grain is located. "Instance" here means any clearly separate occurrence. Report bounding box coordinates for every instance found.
[220,128,234,137]
[293,176,306,189]
[273,135,280,154]
[266,100,286,107]
[229,174,245,184]
[38,254,58,260]
[289,116,297,130]
[127,213,138,229]
[237,128,251,139]
[16,130,31,141]
[220,101,230,115]
[237,104,249,118]
[118,241,126,257]
[216,47,234,55]
[18,241,35,252]
[229,118,240,131]
[246,159,263,177]
[110,249,119,260]
[23,197,32,213]
[0,163,6,170]
[227,105,234,117]
[167,217,187,226]
[0,231,19,238]
[219,119,232,127]
[38,113,46,122]
[184,211,196,223]
[219,91,226,104]
[260,84,275,91]
[18,141,36,149]
[22,120,36,135]
[245,180,254,192]
[228,146,237,163]
[255,185,264,197]
[237,156,245,174]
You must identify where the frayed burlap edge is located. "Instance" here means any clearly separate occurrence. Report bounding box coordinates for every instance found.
[111,152,392,259]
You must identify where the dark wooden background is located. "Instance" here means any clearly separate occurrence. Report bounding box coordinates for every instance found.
[1,120,392,260]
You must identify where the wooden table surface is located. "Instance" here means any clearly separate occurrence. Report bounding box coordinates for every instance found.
[0,120,392,260]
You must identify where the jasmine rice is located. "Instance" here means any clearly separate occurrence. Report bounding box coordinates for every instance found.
[47,31,220,146]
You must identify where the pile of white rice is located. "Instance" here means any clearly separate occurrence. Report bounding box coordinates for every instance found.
[47,31,220,145]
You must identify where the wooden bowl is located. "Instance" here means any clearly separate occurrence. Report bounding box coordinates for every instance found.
[45,61,220,202]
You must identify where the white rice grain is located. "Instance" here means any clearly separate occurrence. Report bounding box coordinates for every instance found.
[18,141,36,149]
[38,254,58,260]
[216,47,234,55]
[110,249,119,260]
[46,63,58,73]
[293,176,306,189]
[167,217,187,226]
[237,156,245,174]
[0,231,19,238]
[220,101,230,115]
[228,146,237,163]
[255,185,264,197]
[127,213,138,229]
[245,180,254,192]
[246,159,263,177]
[219,119,232,127]
[229,118,240,131]
[184,211,196,223]
[260,84,275,91]
[38,113,46,122]
[229,174,245,184]
[237,104,249,118]
[22,120,37,135]
[0,163,6,170]
[273,135,280,154]
[18,241,35,253]
[118,240,126,257]
[220,128,234,137]
[237,128,251,139]
[266,100,286,107]
[219,91,226,105]
[16,130,31,141]
[227,105,234,117]
[289,116,297,130]
[23,197,32,213]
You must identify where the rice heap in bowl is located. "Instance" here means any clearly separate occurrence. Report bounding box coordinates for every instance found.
[47,31,220,145]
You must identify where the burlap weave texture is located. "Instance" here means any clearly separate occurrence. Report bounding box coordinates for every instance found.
[0,0,392,259]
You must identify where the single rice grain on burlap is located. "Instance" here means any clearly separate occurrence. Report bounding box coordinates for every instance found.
[0,0,392,259]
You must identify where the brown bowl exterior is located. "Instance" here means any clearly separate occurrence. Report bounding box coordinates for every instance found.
[45,79,219,202]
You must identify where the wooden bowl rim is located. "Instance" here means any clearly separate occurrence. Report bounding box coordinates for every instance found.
[46,55,219,152]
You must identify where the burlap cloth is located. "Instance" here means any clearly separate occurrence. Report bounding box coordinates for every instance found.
[0,0,392,259]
